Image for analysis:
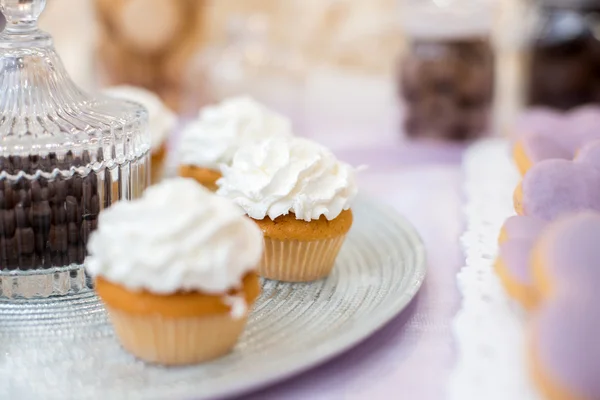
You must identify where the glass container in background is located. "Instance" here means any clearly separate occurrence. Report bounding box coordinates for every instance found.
[494,0,600,136]
[188,8,307,129]
[527,0,600,109]
[0,0,150,298]
[94,0,208,111]
[189,0,402,137]
[398,0,496,141]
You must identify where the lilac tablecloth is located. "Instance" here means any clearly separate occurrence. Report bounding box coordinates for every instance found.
[235,141,465,400]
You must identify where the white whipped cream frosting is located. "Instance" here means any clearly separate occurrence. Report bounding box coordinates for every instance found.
[103,85,176,150]
[85,178,263,295]
[178,96,293,170]
[217,136,358,221]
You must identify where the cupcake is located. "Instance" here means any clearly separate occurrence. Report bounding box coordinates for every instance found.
[178,96,292,191]
[104,85,177,184]
[85,178,263,365]
[217,136,358,282]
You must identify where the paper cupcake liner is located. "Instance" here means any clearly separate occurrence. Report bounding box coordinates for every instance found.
[106,307,248,365]
[260,235,346,282]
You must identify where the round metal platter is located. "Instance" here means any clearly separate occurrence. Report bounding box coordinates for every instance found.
[0,196,426,400]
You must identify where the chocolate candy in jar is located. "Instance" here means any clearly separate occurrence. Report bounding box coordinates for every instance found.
[527,0,600,110]
[398,0,495,141]
[0,0,150,299]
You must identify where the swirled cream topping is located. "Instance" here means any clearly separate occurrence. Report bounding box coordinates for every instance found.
[217,136,358,221]
[179,96,292,170]
[104,85,176,150]
[85,178,263,294]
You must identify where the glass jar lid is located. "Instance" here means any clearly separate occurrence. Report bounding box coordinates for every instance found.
[0,0,149,171]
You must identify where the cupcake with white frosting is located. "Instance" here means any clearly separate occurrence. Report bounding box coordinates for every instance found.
[103,85,176,184]
[86,178,263,365]
[217,136,358,282]
[178,96,292,191]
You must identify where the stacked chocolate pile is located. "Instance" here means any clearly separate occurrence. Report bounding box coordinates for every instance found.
[0,152,105,271]
[527,6,600,110]
[399,39,494,140]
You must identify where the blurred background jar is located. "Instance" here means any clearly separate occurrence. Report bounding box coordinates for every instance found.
[527,0,600,109]
[398,0,496,141]
[93,0,402,134]
[494,0,600,135]
[188,0,308,126]
[94,0,208,111]
[186,0,402,140]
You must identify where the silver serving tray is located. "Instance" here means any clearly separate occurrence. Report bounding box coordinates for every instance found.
[0,196,426,400]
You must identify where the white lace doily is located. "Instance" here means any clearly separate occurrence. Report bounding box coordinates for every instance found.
[448,139,541,400]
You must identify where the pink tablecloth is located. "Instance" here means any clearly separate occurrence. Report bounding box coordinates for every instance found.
[235,141,465,400]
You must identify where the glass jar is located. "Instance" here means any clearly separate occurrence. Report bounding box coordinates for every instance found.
[527,0,600,109]
[188,6,307,130]
[494,0,600,135]
[398,0,496,141]
[0,0,150,298]
[94,0,207,111]
[188,0,403,136]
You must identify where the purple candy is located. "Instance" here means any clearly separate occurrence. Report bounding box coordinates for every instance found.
[514,107,565,140]
[516,106,600,164]
[575,139,600,171]
[498,238,535,285]
[521,133,572,165]
[536,212,600,294]
[529,211,600,399]
[568,105,600,152]
[522,160,600,221]
[502,215,546,242]
[534,295,600,400]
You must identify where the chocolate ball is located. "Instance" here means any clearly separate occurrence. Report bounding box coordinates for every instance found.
[16,227,34,254]
[48,225,68,253]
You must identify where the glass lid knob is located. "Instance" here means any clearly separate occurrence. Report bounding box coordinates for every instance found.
[1,0,46,23]
[0,0,47,40]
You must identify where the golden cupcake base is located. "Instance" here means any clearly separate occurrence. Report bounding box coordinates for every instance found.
[95,274,261,365]
[107,307,248,366]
